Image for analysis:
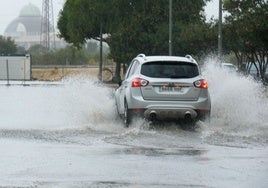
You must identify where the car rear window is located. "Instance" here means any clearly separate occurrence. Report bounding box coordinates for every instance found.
[141,61,199,78]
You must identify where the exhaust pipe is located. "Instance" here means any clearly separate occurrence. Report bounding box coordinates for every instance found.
[148,111,157,121]
[184,112,192,122]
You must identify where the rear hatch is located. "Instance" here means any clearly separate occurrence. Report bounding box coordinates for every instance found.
[140,61,201,101]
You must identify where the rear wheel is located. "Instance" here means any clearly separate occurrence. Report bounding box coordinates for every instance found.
[123,102,132,127]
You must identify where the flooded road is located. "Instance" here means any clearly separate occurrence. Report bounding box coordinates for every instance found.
[0,64,267,188]
[0,127,267,188]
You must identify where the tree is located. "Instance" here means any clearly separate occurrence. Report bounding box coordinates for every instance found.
[223,0,268,83]
[58,0,113,46]
[0,35,17,54]
[176,22,218,57]
[58,0,213,80]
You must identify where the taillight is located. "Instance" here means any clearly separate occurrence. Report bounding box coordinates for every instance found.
[194,79,208,89]
[132,78,149,87]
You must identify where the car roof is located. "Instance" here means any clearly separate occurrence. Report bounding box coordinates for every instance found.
[134,54,197,65]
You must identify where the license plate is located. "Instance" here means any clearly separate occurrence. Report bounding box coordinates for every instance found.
[159,85,182,92]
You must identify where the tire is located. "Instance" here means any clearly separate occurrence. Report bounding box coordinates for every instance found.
[123,102,132,127]
[115,103,122,121]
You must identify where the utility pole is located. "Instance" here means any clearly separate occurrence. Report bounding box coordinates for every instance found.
[169,0,172,56]
[41,0,55,51]
[98,24,103,81]
[218,0,223,62]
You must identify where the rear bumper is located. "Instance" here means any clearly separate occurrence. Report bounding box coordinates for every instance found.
[126,95,211,121]
[129,107,210,122]
[143,107,210,121]
[144,106,197,120]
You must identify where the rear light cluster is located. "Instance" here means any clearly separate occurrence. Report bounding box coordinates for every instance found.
[132,78,149,87]
[193,79,208,89]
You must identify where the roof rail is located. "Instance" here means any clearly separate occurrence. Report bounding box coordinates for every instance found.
[185,55,193,59]
[137,54,146,58]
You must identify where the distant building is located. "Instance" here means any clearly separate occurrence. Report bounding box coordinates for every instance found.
[4,3,66,50]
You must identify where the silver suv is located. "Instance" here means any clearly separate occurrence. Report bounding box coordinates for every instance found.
[115,54,211,128]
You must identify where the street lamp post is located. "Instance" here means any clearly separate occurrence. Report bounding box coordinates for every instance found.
[169,0,172,56]
[98,23,103,81]
[218,0,223,62]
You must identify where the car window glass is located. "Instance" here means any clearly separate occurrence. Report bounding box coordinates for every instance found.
[126,60,139,79]
[125,61,134,79]
[141,61,199,78]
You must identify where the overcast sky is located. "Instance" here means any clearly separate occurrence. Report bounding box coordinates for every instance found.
[0,0,219,36]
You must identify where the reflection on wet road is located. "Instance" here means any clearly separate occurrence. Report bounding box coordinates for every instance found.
[111,147,208,157]
[0,126,267,188]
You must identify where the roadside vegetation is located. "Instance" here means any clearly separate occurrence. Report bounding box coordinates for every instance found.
[0,36,111,66]
[0,36,17,54]
[223,0,268,83]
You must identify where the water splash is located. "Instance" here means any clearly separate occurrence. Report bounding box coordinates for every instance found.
[202,57,268,145]
[0,76,120,131]
[1,66,267,146]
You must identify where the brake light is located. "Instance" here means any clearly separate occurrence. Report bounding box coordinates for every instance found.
[132,78,149,87]
[194,79,208,89]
